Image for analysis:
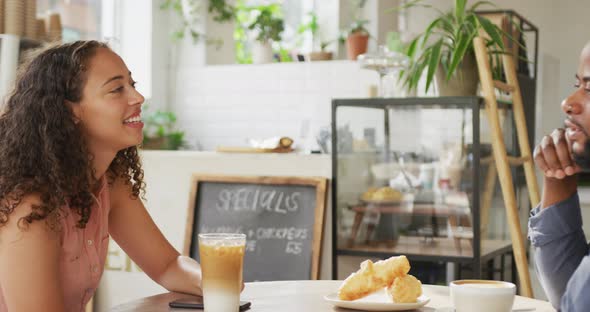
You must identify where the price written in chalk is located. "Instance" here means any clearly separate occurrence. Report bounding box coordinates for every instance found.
[216,188,301,214]
[285,241,303,255]
[200,226,307,256]
[202,226,308,241]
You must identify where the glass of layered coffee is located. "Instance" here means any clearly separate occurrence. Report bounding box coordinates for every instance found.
[199,233,246,312]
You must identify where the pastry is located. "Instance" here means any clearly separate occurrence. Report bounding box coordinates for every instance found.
[361,187,378,201]
[387,274,422,303]
[371,187,403,202]
[337,255,410,301]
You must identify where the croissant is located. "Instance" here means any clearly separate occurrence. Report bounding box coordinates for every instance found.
[387,274,422,303]
[338,255,410,301]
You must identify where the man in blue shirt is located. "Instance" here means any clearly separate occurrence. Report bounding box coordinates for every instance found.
[530,42,590,311]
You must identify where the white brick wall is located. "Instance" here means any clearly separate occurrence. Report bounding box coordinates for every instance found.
[171,60,383,151]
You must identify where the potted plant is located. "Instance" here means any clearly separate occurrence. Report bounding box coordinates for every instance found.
[160,0,235,48]
[400,0,521,96]
[313,41,335,61]
[244,3,284,64]
[341,0,370,60]
[297,12,333,61]
[142,108,186,150]
[345,19,370,61]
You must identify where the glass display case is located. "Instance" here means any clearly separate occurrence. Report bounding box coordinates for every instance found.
[331,97,529,284]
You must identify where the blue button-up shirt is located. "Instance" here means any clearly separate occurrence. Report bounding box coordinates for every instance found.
[528,193,590,311]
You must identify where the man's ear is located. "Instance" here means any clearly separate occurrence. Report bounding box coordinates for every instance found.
[67,100,82,124]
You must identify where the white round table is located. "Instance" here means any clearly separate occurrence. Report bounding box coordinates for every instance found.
[111,280,555,312]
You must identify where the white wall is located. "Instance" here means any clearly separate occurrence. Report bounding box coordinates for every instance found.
[171,59,382,151]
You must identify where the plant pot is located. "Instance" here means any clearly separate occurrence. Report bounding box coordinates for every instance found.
[142,135,183,150]
[435,52,479,96]
[307,51,333,61]
[251,41,273,64]
[346,32,369,60]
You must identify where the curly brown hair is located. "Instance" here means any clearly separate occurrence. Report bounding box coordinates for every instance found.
[0,40,145,229]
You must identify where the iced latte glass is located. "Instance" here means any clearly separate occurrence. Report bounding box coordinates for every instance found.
[198,233,246,312]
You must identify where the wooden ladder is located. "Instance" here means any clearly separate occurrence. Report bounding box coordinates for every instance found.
[473,36,540,298]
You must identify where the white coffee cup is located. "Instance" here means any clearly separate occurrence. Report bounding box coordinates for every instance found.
[450,280,516,312]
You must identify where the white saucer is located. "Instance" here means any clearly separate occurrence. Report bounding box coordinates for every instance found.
[324,289,430,311]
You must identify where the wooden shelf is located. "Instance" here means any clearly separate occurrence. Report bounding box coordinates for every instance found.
[337,236,512,262]
[349,203,469,217]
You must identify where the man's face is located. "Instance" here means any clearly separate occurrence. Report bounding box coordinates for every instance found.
[563,43,590,169]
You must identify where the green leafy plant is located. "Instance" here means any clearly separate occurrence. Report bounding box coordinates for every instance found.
[234,1,284,63]
[386,31,406,53]
[320,40,334,52]
[297,11,334,53]
[297,12,319,38]
[142,107,186,150]
[348,19,370,35]
[160,0,235,48]
[296,11,318,48]
[277,45,293,62]
[234,1,252,64]
[246,4,284,43]
[399,0,522,92]
[208,0,235,22]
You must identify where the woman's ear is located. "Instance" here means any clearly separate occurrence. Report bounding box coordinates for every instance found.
[67,100,82,124]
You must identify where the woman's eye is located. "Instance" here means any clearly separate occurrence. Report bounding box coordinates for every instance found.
[131,81,137,88]
[110,86,123,93]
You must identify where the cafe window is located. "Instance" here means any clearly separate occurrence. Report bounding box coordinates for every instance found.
[36,0,103,41]
[33,0,152,100]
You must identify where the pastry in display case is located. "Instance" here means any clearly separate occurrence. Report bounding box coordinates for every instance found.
[361,186,403,204]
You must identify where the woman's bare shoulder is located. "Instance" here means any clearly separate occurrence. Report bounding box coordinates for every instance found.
[0,192,60,243]
[0,194,65,311]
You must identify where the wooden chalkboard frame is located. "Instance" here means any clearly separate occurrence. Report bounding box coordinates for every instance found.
[183,174,328,280]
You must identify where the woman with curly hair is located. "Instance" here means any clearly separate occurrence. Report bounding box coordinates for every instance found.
[0,41,202,311]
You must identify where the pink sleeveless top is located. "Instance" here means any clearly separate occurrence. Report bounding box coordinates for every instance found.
[0,177,110,312]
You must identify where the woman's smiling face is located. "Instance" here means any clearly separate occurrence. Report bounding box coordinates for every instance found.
[72,47,145,154]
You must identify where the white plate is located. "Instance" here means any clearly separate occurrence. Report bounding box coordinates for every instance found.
[324,289,430,311]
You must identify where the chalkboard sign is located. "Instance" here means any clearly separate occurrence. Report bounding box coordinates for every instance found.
[183,175,328,282]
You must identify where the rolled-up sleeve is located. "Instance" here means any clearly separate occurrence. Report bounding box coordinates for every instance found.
[528,193,589,310]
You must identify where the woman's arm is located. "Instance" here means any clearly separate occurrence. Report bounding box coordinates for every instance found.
[0,195,66,311]
[108,177,202,295]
